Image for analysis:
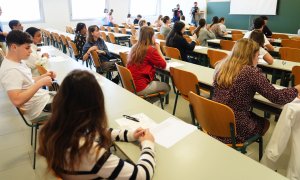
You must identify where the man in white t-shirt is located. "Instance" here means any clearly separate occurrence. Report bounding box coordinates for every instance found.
[243,17,274,52]
[0,30,55,120]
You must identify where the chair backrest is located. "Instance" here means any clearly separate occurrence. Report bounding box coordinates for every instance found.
[106,26,112,32]
[59,34,68,47]
[231,34,244,41]
[114,24,119,28]
[108,33,116,44]
[231,30,243,34]
[66,26,74,34]
[291,37,300,41]
[115,63,136,93]
[271,34,290,40]
[207,49,228,68]
[279,47,300,62]
[164,46,181,60]
[170,67,199,99]
[156,33,165,40]
[130,38,138,46]
[189,26,196,34]
[100,26,106,31]
[68,41,79,57]
[36,65,48,75]
[160,41,166,55]
[90,50,101,68]
[220,40,235,51]
[281,39,300,49]
[66,36,71,42]
[124,24,130,29]
[131,29,137,36]
[113,27,119,33]
[100,32,108,42]
[188,91,236,137]
[292,66,300,86]
[120,28,127,34]
[119,51,129,66]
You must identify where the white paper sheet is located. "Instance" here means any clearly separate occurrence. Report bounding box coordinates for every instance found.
[115,113,157,131]
[150,117,197,148]
[258,59,268,65]
[194,46,208,50]
[50,56,67,62]
[166,61,183,70]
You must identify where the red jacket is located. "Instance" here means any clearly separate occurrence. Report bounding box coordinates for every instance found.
[127,46,166,92]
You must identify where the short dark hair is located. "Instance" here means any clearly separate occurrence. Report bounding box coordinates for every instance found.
[162,16,170,24]
[75,22,86,33]
[6,30,33,47]
[138,20,146,27]
[219,17,225,23]
[137,14,142,18]
[127,13,131,18]
[253,17,265,29]
[181,15,185,21]
[25,27,40,38]
[8,20,20,30]
[260,15,268,20]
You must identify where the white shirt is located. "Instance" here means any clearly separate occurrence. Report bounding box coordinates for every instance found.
[244,30,271,46]
[219,23,227,33]
[261,99,300,180]
[25,44,43,77]
[126,18,132,25]
[259,47,268,59]
[0,58,50,120]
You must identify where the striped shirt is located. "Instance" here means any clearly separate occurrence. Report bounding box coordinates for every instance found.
[60,129,155,180]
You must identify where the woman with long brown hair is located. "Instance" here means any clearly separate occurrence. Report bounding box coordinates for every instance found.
[213,38,300,144]
[127,26,170,97]
[39,70,155,179]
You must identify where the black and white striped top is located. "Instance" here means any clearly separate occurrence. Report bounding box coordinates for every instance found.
[60,129,155,180]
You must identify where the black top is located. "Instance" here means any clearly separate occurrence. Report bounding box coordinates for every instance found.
[133,19,139,25]
[74,33,86,59]
[262,25,272,37]
[172,9,183,22]
[166,34,196,62]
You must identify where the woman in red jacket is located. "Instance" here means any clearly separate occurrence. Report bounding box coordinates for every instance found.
[127,26,170,97]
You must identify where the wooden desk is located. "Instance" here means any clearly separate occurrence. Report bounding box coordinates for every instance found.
[45,46,287,180]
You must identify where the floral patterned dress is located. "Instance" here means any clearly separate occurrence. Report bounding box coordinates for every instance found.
[74,33,86,60]
[213,65,298,143]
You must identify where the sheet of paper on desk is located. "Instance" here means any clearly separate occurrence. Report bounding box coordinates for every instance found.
[50,56,67,62]
[150,117,197,148]
[194,46,207,50]
[115,113,157,131]
[258,59,268,65]
[166,62,183,70]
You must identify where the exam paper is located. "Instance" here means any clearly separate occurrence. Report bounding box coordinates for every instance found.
[150,117,197,148]
[115,113,157,131]
[166,61,183,70]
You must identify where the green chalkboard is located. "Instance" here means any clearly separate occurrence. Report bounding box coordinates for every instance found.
[207,0,300,34]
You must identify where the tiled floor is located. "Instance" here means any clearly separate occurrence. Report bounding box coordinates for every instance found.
[0,67,289,179]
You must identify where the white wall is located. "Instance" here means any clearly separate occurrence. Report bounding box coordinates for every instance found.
[2,0,207,32]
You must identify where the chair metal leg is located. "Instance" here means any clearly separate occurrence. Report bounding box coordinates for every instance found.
[31,126,33,146]
[159,95,164,110]
[172,91,179,115]
[258,137,263,161]
[33,125,38,169]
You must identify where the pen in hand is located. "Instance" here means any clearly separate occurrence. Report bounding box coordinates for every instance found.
[123,115,140,122]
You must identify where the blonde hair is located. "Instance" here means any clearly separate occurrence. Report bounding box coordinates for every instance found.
[127,26,154,65]
[216,38,259,88]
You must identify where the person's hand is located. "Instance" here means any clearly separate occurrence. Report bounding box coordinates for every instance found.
[224,32,228,35]
[88,46,99,53]
[191,34,197,41]
[38,76,52,87]
[133,128,146,140]
[138,129,155,143]
[42,53,49,58]
[46,71,56,79]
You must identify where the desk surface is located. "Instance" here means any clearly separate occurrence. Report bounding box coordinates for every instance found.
[43,46,287,180]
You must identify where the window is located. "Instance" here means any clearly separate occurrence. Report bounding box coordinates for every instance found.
[130,0,158,16]
[0,0,43,22]
[70,0,106,20]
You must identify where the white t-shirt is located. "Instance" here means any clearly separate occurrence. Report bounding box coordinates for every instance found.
[244,30,271,46]
[26,44,43,77]
[126,18,132,25]
[0,58,50,120]
[259,47,268,59]
[219,23,227,33]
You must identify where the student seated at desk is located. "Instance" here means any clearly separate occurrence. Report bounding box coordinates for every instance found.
[166,21,196,62]
[160,16,172,39]
[244,17,274,51]
[218,17,227,33]
[193,18,216,47]
[154,15,163,27]
[38,70,156,180]
[133,14,142,25]
[210,16,227,38]
[126,13,133,25]
[260,16,272,38]
[135,19,147,39]
[127,26,170,97]
[8,19,23,31]
[0,30,56,120]
[25,27,50,77]
[74,22,87,60]
[213,38,300,144]
[82,25,115,72]
[249,30,274,65]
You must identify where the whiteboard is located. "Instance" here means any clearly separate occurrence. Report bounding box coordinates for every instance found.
[230,0,278,15]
